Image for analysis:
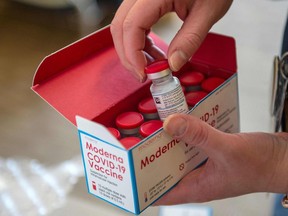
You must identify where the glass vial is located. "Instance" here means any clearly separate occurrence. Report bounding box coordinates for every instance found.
[201,76,225,93]
[179,71,205,92]
[138,97,159,120]
[107,127,121,140]
[185,91,208,109]
[120,137,142,149]
[145,59,189,121]
[140,120,163,138]
[115,111,144,137]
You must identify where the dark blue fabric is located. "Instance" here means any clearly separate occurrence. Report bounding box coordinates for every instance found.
[282,16,288,55]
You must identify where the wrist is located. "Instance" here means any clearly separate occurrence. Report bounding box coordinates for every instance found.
[266,132,288,194]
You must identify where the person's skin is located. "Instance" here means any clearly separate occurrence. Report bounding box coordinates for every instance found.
[155,114,288,205]
[111,0,233,82]
[111,0,288,204]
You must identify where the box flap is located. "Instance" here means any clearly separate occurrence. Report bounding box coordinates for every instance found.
[192,33,237,73]
[76,116,122,148]
[31,26,237,126]
[32,26,167,125]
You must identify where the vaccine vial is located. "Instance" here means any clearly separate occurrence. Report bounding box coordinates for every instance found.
[107,127,121,140]
[145,59,189,121]
[201,76,225,93]
[115,111,144,137]
[120,137,142,149]
[185,91,208,109]
[140,120,163,138]
[179,71,205,92]
[138,97,159,120]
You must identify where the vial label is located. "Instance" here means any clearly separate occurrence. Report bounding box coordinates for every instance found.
[152,84,189,120]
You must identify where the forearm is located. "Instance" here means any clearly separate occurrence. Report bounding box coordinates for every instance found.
[266,132,288,194]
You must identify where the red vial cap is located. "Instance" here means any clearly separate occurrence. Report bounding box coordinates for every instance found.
[107,127,121,140]
[116,111,144,129]
[179,71,205,86]
[120,137,142,149]
[145,59,169,74]
[140,120,163,138]
[201,77,225,93]
[138,97,157,114]
[185,91,208,107]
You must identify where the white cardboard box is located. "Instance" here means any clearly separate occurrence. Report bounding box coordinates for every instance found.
[32,26,239,214]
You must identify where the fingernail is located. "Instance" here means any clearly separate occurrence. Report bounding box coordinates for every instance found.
[133,69,146,83]
[169,50,188,71]
[138,72,147,83]
[164,115,188,138]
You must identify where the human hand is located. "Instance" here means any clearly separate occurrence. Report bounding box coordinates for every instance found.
[154,113,288,205]
[110,0,233,82]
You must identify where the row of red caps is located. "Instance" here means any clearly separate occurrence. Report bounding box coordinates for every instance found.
[107,70,226,149]
[179,70,225,108]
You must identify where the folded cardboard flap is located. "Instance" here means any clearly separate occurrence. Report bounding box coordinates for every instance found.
[33,26,113,86]
[31,26,236,126]
[76,115,124,149]
[32,26,168,125]
[191,33,237,73]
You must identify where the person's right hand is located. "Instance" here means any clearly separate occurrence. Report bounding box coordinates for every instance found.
[111,0,233,82]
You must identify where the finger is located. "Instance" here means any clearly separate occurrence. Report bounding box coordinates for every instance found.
[168,0,233,71]
[111,0,141,80]
[168,10,210,71]
[122,0,173,81]
[144,34,167,60]
[163,113,227,157]
[129,34,167,81]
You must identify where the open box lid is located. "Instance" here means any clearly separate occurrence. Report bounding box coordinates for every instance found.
[31,26,237,126]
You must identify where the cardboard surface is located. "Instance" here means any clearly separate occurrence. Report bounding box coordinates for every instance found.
[32,27,166,125]
[31,26,238,215]
[32,26,236,126]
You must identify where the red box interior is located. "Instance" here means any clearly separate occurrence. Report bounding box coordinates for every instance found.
[32,26,237,127]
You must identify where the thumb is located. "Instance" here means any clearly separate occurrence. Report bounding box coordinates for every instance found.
[163,113,227,156]
[168,0,233,71]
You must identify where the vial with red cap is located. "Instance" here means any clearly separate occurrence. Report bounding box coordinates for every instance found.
[115,111,144,137]
[138,97,159,120]
[201,76,225,93]
[145,59,189,121]
[139,120,163,138]
[179,71,205,92]
[107,127,121,140]
[185,91,208,109]
[120,137,142,149]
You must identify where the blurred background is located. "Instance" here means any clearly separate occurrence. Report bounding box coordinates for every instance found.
[0,0,287,215]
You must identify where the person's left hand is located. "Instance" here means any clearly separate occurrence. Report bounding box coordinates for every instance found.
[154,113,288,205]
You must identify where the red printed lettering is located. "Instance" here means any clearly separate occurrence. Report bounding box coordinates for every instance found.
[140,139,180,169]
[86,142,125,181]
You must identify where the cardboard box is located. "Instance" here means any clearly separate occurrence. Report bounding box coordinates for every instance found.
[32,26,239,214]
